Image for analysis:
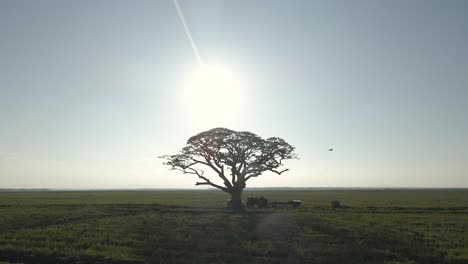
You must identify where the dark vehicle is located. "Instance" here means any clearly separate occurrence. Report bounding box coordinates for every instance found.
[270,199,302,208]
[246,196,269,208]
[246,195,301,208]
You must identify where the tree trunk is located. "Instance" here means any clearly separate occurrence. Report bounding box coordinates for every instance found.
[230,189,244,211]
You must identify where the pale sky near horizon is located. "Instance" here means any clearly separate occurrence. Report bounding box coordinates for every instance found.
[1,0,467,189]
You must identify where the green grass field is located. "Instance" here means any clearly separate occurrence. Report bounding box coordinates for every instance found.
[1,190,467,263]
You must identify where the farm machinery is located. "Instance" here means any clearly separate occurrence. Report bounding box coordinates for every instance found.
[245,195,302,209]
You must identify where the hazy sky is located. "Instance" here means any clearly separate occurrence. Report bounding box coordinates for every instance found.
[1,0,467,189]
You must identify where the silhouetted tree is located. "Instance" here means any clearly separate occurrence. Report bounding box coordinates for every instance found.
[161,128,297,210]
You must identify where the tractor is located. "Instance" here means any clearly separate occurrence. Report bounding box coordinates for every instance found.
[245,193,302,209]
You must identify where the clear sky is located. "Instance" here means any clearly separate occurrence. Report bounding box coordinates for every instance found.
[1,0,467,189]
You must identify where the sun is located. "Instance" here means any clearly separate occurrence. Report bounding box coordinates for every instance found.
[183,64,243,126]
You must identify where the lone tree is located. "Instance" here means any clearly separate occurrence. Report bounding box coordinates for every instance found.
[161,128,297,210]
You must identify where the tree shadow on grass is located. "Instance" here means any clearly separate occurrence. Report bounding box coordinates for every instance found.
[125,209,282,263]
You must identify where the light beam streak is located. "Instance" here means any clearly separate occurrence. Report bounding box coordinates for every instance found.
[173,0,204,67]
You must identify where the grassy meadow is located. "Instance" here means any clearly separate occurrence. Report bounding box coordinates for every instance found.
[0,189,467,263]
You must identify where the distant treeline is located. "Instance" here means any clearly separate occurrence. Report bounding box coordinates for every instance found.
[0,189,52,192]
[1,187,467,192]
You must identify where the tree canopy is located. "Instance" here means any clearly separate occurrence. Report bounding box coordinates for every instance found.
[161,128,297,209]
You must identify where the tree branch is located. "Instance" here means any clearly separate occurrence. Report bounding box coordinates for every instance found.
[188,157,232,188]
[206,159,232,188]
[194,176,228,191]
[269,168,289,175]
[182,166,228,191]
[231,168,236,185]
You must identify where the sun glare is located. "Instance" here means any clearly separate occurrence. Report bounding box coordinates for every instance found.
[183,65,243,126]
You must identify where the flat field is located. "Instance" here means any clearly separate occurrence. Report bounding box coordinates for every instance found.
[0,190,467,263]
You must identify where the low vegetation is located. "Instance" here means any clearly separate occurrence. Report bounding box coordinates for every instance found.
[0,190,467,263]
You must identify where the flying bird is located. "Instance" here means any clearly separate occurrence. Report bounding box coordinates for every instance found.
[329,148,334,151]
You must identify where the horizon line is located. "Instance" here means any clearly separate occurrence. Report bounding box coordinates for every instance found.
[1,186,468,191]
